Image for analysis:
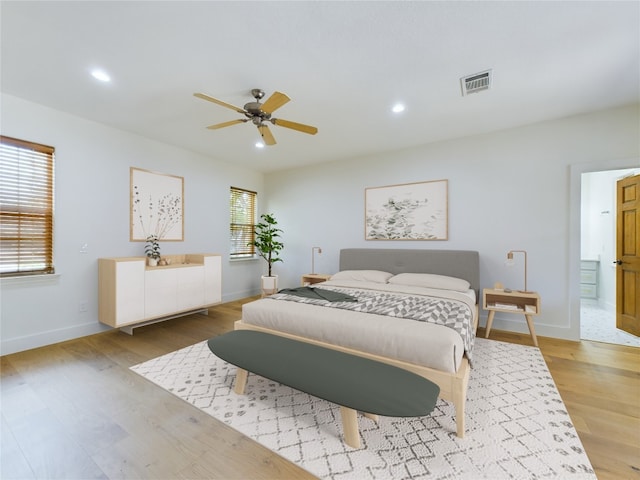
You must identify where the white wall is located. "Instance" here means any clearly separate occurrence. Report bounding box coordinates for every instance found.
[2,96,638,355]
[0,94,264,355]
[264,104,640,341]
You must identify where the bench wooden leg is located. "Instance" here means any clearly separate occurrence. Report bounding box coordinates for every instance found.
[234,368,248,395]
[363,412,379,423]
[340,406,361,449]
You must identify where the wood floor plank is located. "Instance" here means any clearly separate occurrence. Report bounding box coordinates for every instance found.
[0,301,637,479]
[1,414,36,480]
[7,407,108,479]
[578,432,640,480]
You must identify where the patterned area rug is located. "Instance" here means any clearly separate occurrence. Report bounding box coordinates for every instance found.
[131,338,596,479]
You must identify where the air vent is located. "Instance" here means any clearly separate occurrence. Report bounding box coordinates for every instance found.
[460,70,492,96]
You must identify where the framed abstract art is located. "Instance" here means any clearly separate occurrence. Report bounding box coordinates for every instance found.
[365,179,448,240]
[130,167,184,241]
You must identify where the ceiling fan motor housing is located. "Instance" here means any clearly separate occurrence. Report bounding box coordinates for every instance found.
[244,97,273,125]
[244,101,268,116]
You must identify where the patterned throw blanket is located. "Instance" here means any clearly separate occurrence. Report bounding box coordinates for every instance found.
[268,285,475,364]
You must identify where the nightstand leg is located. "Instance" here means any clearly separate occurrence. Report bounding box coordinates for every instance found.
[524,314,539,347]
[485,310,496,338]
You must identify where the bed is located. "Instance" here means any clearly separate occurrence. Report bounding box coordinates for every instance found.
[235,248,480,438]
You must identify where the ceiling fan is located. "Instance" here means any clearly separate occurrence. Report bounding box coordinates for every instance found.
[194,88,318,146]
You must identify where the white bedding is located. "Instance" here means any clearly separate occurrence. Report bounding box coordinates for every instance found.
[241,279,477,373]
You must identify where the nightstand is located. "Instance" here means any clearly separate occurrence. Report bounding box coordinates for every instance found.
[301,273,332,286]
[482,288,541,347]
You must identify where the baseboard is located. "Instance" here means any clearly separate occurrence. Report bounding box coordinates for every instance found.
[480,313,579,342]
[2,292,264,356]
[222,288,261,303]
[0,321,110,356]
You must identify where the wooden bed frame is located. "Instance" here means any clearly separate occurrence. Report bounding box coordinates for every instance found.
[235,248,480,438]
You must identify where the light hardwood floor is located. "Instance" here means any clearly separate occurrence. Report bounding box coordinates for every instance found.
[1,297,638,480]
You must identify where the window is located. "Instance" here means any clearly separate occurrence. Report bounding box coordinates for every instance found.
[229,186,256,259]
[0,136,55,276]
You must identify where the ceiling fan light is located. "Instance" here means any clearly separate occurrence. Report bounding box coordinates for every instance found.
[90,69,111,82]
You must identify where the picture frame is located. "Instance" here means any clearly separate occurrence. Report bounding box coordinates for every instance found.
[130,167,184,241]
[365,179,448,240]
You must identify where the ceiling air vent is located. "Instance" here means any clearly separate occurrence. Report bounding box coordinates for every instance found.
[460,69,492,96]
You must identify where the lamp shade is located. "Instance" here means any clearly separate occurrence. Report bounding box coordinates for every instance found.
[311,246,322,274]
[506,250,530,293]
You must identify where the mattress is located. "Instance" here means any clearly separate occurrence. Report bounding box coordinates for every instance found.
[241,279,477,373]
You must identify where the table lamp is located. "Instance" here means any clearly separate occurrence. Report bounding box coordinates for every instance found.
[311,246,322,274]
[505,250,531,293]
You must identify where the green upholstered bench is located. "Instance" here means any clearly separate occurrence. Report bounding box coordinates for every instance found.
[207,330,440,448]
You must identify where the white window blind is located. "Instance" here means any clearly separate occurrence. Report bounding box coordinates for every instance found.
[230,186,256,258]
[0,136,55,276]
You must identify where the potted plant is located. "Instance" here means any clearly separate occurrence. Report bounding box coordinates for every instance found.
[250,213,284,295]
[145,235,161,266]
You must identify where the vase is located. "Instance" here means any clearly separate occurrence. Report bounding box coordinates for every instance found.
[261,275,278,297]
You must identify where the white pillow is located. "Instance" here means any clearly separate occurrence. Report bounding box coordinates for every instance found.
[330,270,393,284]
[388,273,470,292]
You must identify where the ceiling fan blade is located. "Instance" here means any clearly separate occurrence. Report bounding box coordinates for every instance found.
[258,124,277,146]
[260,91,290,114]
[194,92,247,114]
[272,118,318,135]
[206,119,248,130]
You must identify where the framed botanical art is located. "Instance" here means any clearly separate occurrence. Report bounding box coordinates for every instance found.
[365,179,448,240]
[130,167,184,241]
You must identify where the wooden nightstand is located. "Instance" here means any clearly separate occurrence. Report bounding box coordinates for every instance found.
[482,288,541,347]
[301,274,332,286]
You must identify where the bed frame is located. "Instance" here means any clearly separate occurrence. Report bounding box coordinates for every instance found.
[235,248,480,438]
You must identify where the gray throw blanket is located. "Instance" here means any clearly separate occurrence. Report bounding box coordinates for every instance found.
[277,286,357,302]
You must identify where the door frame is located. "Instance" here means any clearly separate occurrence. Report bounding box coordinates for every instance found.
[569,157,640,341]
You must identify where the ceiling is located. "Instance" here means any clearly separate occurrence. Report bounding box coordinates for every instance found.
[1,1,638,173]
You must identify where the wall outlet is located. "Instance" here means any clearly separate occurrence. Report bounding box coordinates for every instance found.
[80,243,88,254]
[78,301,88,313]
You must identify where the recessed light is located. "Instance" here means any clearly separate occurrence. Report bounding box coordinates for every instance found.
[392,103,406,113]
[255,142,265,149]
[91,69,111,82]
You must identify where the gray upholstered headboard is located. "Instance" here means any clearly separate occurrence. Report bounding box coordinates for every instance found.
[339,248,480,295]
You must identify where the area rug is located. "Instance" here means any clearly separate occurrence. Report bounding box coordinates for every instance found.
[131,338,596,480]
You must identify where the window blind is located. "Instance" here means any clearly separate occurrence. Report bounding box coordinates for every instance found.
[230,186,256,258]
[0,136,55,276]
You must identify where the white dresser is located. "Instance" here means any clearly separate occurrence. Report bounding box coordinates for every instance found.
[98,254,222,333]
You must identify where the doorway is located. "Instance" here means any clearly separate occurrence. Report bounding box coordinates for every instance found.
[580,167,640,346]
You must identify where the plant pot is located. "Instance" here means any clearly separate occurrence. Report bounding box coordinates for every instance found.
[148,257,158,267]
[261,275,278,297]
